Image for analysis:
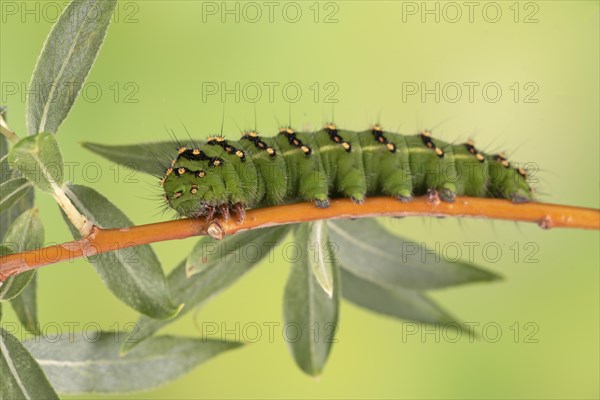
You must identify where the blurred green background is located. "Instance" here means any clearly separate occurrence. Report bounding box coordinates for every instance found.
[1,0,598,398]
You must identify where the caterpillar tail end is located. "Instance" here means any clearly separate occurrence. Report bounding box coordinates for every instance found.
[510,192,532,204]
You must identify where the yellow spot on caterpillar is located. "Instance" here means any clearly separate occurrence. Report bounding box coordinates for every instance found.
[386,143,396,152]
[177,167,186,175]
[208,136,225,142]
[212,159,222,166]
[178,147,187,154]
[501,160,510,168]
[248,131,258,137]
[372,124,382,131]
[325,123,337,130]
[166,168,173,175]
[266,147,275,155]
[377,136,386,143]
[301,145,310,153]
[173,191,182,199]
[467,139,475,146]
[518,166,527,177]
[196,170,206,178]
[422,130,432,137]
[235,150,245,158]
[498,152,508,160]
[435,147,444,156]
[476,153,485,161]
[280,127,295,135]
[342,142,351,150]
[292,139,300,146]
[190,187,198,194]
[192,148,200,155]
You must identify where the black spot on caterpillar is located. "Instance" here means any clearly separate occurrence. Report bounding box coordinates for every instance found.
[161,123,533,219]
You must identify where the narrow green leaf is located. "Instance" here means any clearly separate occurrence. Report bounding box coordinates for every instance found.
[26,0,117,135]
[24,331,243,394]
[82,141,185,176]
[0,328,59,400]
[1,134,36,240]
[1,136,40,331]
[341,268,459,325]
[63,184,178,319]
[0,178,31,216]
[284,225,340,376]
[0,209,44,301]
[8,133,63,193]
[10,274,40,335]
[0,187,34,241]
[303,221,335,297]
[124,226,290,353]
[328,219,500,290]
[1,133,10,180]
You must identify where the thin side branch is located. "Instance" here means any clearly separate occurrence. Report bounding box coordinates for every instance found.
[1,196,598,281]
[0,114,20,144]
[56,185,92,236]
[0,115,90,235]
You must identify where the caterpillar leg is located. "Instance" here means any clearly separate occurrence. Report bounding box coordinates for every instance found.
[204,205,217,221]
[219,204,230,222]
[315,197,331,208]
[338,169,367,205]
[395,194,413,202]
[425,187,457,204]
[421,186,457,203]
[383,173,414,203]
[205,203,245,223]
[233,202,246,223]
[439,187,456,203]
[386,183,413,203]
[299,168,330,208]
[350,193,366,204]
[426,189,441,205]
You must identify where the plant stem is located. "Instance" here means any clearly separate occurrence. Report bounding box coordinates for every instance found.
[0,196,598,281]
[0,115,20,144]
[52,187,92,236]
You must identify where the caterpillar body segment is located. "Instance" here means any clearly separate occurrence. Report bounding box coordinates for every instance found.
[162,126,533,219]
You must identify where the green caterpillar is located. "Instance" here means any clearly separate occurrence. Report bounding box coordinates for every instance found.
[161,124,533,220]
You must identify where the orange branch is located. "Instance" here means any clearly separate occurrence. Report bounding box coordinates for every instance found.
[1,196,598,281]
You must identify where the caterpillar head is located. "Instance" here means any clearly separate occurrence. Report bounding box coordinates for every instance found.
[161,147,228,218]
